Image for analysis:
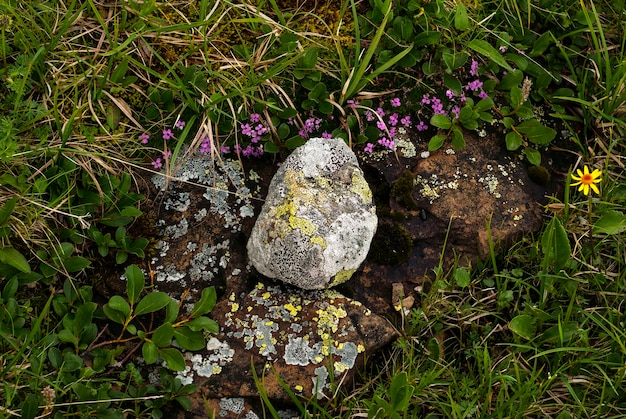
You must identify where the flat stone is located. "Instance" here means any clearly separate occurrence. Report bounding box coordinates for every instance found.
[176,282,398,416]
[352,128,573,313]
[247,138,378,289]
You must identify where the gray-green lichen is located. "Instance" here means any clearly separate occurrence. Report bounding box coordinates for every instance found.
[223,282,367,399]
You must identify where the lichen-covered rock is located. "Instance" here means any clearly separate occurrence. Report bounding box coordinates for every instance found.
[247,138,377,289]
[180,282,398,411]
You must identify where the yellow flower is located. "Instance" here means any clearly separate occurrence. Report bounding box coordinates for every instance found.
[571,165,602,196]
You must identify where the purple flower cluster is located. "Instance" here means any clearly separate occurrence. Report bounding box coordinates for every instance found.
[151,150,172,169]
[363,97,419,153]
[298,117,323,139]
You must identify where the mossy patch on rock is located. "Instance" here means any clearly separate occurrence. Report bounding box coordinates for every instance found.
[391,170,419,211]
[527,165,551,186]
[368,221,413,266]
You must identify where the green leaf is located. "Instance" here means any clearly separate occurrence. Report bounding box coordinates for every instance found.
[467,39,512,71]
[2,276,18,300]
[454,3,469,30]
[0,197,18,225]
[299,47,318,69]
[134,292,171,316]
[505,131,523,151]
[510,85,524,108]
[498,69,524,90]
[74,302,97,335]
[389,372,414,411]
[103,304,127,324]
[63,256,91,272]
[186,316,219,334]
[414,31,441,46]
[152,322,174,347]
[115,251,129,265]
[428,134,447,151]
[165,299,180,324]
[142,342,159,364]
[20,394,38,419]
[509,314,536,340]
[0,247,31,273]
[474,97,494,112]
[593,210,626,235]
[392,16,414,40]
[540,321,580,345]
[159,347,186,371]
[530,31,552,57]
[515,105,534,120]
[107,295,131,318]
[454,267,471,288]
[524,148,542,165]
[284,136,306,150]
[430,114,452,129]
[62,352,83,372]
[451,128,465,148]
[278,108,298,119]
[516,119,557,145]
[264,141,280,154]
[173,326,205,351]
[502,117,515,129]
[110,59,129,84]
[58,329,77,345]
[277,123,291,140]
[541,217,571,272]
[125,264,145,305]
[190,287,217,318]
[443,51,469,71]
[443,73,463,93]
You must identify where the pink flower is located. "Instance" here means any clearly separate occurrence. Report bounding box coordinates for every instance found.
[388,113,399,126]
[175,120,186,130]
[445,89,455,99]
[139,133,150,144]
[499,45,507,53]
[364,143,374,153]
[470,60,479,77]
[322,132,332,139]
[416,121,428,131]
[465,80,483,92]
[478,90,489,99]
[200,137,212,154]
[162,129,174,140]
[151,158,162,169]
[452,106,460,119]
[347,99,359,109]
[249,113,261,123]
[390,97,401,107]
[377,137,395,149]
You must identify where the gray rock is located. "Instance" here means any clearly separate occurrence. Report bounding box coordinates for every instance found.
[247,138,377,289]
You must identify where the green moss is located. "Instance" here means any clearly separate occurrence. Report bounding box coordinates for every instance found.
[527,165,551,186]
[367,221,413,266]
[391,170,419,211]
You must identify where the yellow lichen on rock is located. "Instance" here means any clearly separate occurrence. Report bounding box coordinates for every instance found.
[350,171,373,203]
[328,269,356,287]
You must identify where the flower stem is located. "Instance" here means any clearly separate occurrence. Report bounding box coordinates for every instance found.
[588,193,594,260]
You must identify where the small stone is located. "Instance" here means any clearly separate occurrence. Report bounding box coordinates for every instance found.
[247,138,378,289]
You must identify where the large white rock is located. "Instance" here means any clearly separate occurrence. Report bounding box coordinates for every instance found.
[247,138,377,289]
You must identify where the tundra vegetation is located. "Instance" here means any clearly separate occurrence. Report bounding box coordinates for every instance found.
[1,0,625,417]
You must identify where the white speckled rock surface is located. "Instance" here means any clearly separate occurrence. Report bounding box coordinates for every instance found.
[247,138,378,289]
